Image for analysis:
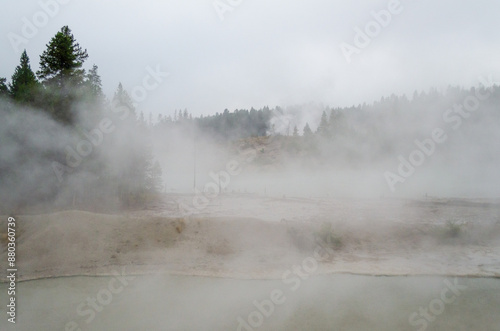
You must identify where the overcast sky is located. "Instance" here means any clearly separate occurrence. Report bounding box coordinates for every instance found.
[1,0,500,117]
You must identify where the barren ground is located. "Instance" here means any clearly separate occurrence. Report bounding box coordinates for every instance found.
[2,195,500,281]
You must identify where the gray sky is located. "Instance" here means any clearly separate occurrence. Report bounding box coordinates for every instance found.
[1,0,500,116]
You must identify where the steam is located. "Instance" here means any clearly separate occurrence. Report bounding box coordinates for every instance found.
[0,95,153,213]
[2,80,500,216]
[2,3,500,331]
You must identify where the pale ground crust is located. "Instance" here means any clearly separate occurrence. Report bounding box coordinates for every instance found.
[2,195,500,282]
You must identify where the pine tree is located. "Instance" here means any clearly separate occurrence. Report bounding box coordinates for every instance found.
[293,125,299,136]
[9,50,39,104]
[317,110,329,136]
[37,26,89,123]
[327,109,345,138]
[112,83,136,119]
[85,64,105,105]
[0,78,8,98]
[303,122,313,136]
[109,83,153,206]
[37,26,88,88]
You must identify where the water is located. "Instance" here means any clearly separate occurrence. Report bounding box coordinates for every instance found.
[1,274,499,330]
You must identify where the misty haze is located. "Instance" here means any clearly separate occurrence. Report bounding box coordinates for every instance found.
[1,1,500,330]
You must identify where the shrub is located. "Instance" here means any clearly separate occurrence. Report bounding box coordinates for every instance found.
[175,218,186,234]
[314,222,343,250]
[444,220,463,238]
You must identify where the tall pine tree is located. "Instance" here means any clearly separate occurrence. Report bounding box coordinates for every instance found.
[85,64,105,105]
[113,83,133,108]
[316,110,329,137]
[0,78,8,98]
[37,26,88,87]
[9,50,39,105]
[303,122,313,137]
[37,26,89,124]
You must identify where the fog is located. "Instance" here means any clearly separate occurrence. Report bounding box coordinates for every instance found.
[2,274,499,330]
[2,82,500,214]
[151,84,500,200]
[0,96,154,212]
[2,63,500,331]
[2,2,500,331]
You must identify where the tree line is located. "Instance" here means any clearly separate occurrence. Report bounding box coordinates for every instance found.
[2,25,498,211]
[0,26,161,211]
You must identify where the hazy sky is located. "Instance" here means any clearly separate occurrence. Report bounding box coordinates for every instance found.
[1,0,500,116]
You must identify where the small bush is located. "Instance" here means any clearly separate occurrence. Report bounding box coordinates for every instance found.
[175,218,186,234]
[444,220,463,238]
[429,220,468,244]
[314,222,343,250]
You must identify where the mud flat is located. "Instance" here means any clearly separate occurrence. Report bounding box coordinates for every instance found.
[1,196,500,330]
[1,196,500,281]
